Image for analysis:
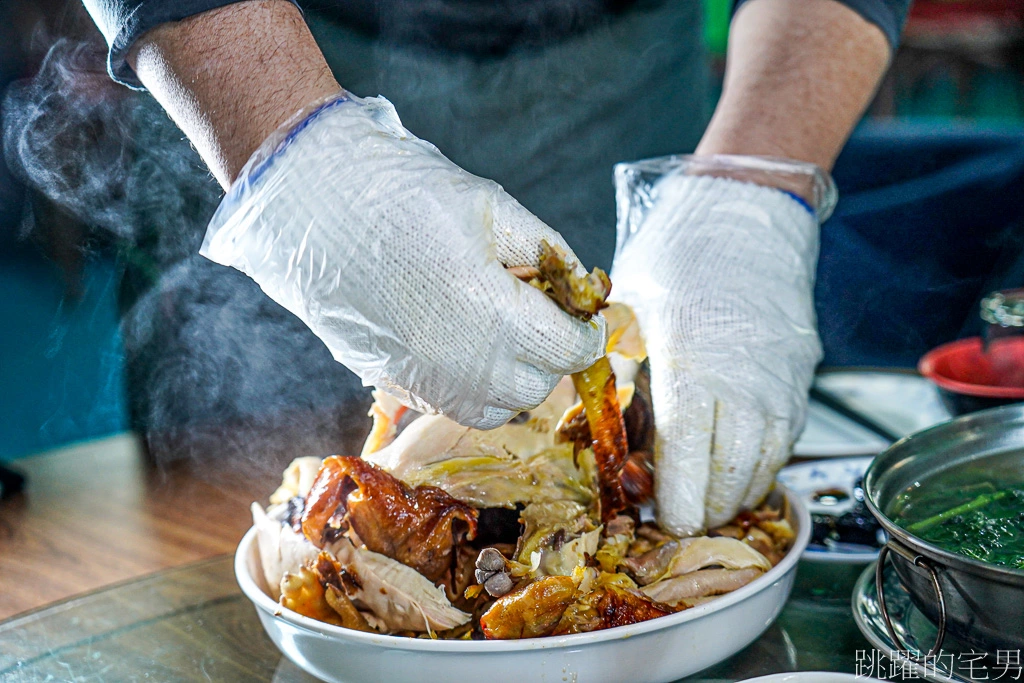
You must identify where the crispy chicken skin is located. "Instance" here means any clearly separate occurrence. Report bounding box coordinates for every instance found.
[512,241,628,523]
[571,357,629,523]
[479,575,579,639]
[553,584,675,636]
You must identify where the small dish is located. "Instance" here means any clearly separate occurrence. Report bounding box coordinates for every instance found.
[852,561,1022,683]
[777,456,881,564]
[919,337,1024,415]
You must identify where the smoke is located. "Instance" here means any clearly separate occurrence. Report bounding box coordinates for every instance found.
[3,39,134,241]
[2,0,701,477]
[3,37,371,476]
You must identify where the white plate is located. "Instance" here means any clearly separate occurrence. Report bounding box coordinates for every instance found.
[794,372,951,458]
[740,674,883,682]
[777,456,880,564]
[235,487,811,683]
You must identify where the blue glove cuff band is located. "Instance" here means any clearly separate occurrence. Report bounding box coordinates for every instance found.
[781,191,816,217]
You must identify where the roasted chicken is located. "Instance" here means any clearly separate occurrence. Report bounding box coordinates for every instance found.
[250,241,795,640]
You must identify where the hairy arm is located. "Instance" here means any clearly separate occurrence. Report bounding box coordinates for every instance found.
[696,0,892,172]
[127,0,340,187]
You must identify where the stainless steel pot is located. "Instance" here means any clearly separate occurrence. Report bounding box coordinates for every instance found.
[863,404,1024,659]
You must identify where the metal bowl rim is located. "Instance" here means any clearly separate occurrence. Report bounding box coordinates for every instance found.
[863,404,1024,584]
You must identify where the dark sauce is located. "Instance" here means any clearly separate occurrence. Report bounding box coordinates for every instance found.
[810,478,885,551]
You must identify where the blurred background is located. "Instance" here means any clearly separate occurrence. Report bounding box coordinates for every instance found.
[2,0,1024,462]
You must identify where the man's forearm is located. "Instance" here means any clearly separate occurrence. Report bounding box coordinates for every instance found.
[128,0,340,187]
[696,0,891,172]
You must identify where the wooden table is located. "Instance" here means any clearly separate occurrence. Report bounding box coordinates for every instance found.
[0,433,280,620]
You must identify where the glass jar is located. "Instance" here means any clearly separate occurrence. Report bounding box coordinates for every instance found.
[981,288,1024,347]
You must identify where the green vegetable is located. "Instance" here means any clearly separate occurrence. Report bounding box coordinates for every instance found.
[907,491,1009,534]
[890,454,1024,570]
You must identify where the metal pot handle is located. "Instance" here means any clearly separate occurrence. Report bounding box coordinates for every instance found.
[876,541,947,663]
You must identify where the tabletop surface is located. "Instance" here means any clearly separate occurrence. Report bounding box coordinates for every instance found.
[0,370,947,681]
[0,433,286,620]
[0,555,880,683]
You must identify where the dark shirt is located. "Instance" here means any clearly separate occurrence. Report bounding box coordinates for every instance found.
[83,0,911,89]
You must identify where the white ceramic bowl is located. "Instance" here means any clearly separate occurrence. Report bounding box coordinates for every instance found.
[235,486,810,683]
[740,674,883,682]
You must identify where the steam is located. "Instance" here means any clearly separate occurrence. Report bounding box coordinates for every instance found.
[3,38,371,476]
[3,39,134,240]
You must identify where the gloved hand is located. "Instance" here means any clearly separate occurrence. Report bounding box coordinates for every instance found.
[201,94,605,430]
[611,155,836,536]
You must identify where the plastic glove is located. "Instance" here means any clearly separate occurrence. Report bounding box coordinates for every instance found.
[201,94,605,430]
[611,155,837,535]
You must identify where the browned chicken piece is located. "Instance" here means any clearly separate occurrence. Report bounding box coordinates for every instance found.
[536,240,611,320]
[510,240,629,524]
[301,456,479,585]
[479,576,578,639]
[620,451,654,506]
[280,565,347,628]
[571,357,629,524]
[552,584,675,635]
[314,552,373,632]
[509,240,610,321]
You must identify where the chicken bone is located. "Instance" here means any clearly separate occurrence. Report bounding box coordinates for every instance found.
[479,575,580,639]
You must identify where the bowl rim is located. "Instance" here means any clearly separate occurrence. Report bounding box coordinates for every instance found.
[740,674,881,682]
[234,484,810,652]
[800,546,878,564]
[863,405,1024,583]
[919,337,1024,399]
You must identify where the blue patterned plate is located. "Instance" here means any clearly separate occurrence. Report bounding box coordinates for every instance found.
[777,456,880,563]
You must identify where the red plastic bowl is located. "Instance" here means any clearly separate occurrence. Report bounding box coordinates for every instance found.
[919,337,1024,415]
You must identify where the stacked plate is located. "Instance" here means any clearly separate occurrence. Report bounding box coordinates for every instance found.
[794,371,950,458]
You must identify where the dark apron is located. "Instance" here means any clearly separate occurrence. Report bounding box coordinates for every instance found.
[306,0,709,271]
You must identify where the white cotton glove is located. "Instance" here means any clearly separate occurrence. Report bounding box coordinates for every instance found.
[611,156,836,536]
[201,94,605,430]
